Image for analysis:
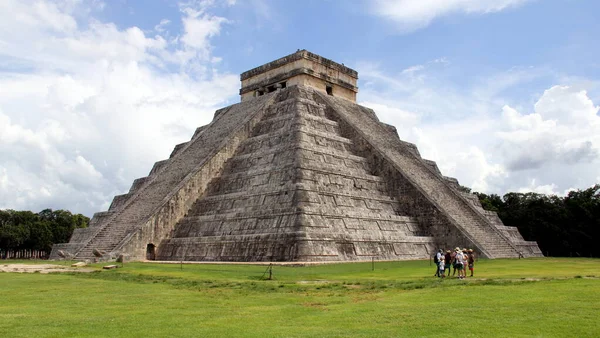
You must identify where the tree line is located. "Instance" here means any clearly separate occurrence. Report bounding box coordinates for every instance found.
[0,209,89,259]
[1,185,598,259]
[473,184,599,258]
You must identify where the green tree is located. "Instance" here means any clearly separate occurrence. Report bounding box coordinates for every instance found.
[1,208,89,258]
[474,186,599,257]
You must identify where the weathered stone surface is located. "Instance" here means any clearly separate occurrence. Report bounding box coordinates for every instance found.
[71,262,87,267]
[316,91,541,258]
[102,265,118,270]
[92,249,106,257]
[56,249,74,260]
[240,50,358,102]
[50,51,542,262]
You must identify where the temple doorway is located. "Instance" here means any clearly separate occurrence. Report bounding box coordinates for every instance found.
[146,243,156,260]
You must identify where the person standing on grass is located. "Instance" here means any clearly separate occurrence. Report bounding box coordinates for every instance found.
[451,248,458,277]
[454,247,465,279]
[462,249,469,279]
[444,250,452,277]
[467,249,475,277]
[438,254,445,278]
[434,249,443,277]
[462,248,469,278]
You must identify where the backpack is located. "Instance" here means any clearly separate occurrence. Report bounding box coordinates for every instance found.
[433,253,439,264]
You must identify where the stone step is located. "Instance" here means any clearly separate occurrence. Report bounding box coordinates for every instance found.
[298,162,383,182]
[238,123,353,156]
[253,110,340,135]
[169,141,189,159]
[187,194,402,218]
[181,207,299,223]
[128,177,149,194]
[206,173,393,204]
[181,207,415,224]
[211,164,385,199]
[195,184,398,212]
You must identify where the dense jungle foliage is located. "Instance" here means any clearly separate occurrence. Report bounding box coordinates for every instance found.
[474,184,599,257]
[0,209,89,258]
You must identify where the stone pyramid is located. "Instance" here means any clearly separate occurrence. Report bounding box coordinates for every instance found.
[51,50,542,262]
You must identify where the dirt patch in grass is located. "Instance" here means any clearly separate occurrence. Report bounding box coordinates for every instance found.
[0,263,95,274]
[344,284,361,289]
[302,302,330,310]
[297,280,336,284]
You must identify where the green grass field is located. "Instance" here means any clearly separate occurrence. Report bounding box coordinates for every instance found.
[1,258,599,337]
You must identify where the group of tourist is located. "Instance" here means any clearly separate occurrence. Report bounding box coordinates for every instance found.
[433,248,475,279]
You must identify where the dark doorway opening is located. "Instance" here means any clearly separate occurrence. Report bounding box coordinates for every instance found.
[326,85,333,96]
[146,243,156,260]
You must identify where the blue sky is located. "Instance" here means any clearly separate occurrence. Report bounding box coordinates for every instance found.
[1,0,599,216]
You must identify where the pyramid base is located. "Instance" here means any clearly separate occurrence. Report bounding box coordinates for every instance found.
[155,233,436,262]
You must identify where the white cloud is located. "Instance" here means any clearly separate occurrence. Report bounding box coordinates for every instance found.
[154,19,171,33]
[358,60,600,197]
[1,0,78,33]
[180,9,227,52]
[359,101,420,137]
[534,86,600,125]
[518,180,559,195]
[401,65,425,75]
[0,0,238,215]
[371,0,531,32]
[498,86,600,171]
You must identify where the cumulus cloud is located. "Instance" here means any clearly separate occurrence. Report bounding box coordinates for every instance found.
[0,0,238,215]
[180,6,227,55]
[358,102,420,137]
[370,0,531,32]
[517,180,559,195]
[498,86,600,171]
[358,61,600,197]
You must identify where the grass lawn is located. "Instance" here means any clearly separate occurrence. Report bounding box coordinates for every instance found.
[1,258,599,337]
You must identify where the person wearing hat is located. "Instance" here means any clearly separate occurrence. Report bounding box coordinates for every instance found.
[462,249,469,278]
[467,249,475,277]
[454,247,465,279]
[444,250,452,277]
[451,248,458,277]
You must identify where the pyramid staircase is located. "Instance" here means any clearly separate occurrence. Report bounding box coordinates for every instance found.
[157,87,435,261]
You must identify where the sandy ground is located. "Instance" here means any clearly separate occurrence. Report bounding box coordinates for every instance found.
[0,263,95,274]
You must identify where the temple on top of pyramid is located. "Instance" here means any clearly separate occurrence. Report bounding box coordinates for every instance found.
[240,49,358,102]
[50,50,542,262]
